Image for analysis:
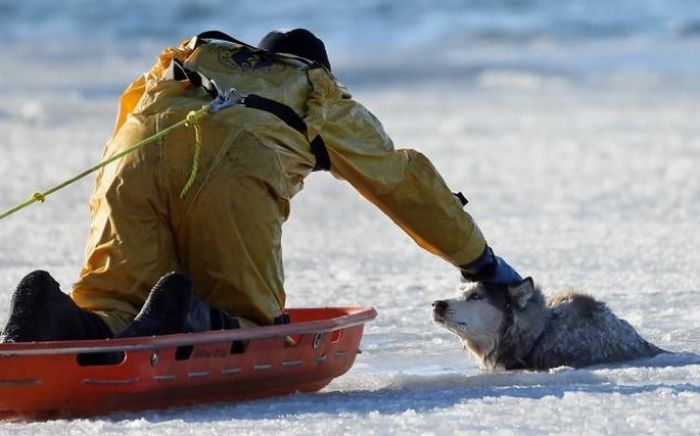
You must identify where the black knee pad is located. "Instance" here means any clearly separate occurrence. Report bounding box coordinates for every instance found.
[1,270,111,342]
[117,271,194,338]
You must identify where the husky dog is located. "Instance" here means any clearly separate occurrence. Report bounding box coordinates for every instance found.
[432,278,664,370]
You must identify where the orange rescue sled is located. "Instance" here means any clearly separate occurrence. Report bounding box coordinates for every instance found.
[0,306,376,419]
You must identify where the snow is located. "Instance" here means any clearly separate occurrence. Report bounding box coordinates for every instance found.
[0,35,699,436]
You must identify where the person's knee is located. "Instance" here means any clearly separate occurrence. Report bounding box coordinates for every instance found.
[2,270,112,342]
[14,270,59,295]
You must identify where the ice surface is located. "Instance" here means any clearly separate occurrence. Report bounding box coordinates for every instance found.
[0,11,699,435]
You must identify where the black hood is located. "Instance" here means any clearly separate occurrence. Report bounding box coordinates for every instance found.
[258,28,331,71]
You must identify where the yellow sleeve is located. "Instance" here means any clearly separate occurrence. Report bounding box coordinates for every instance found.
[304,69,487,267]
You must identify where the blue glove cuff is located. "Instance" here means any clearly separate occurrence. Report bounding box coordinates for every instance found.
[460,246,496,280]
[460,246,522,286]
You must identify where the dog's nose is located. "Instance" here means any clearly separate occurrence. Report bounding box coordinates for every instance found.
[432,300,448,314]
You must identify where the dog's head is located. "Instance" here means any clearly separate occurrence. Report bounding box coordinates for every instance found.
[433,277,545,369]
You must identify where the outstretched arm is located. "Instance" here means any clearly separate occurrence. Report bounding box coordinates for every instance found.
[305,69,486,268]
[304,68,522,285]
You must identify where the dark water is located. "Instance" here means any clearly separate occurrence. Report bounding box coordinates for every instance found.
[3,0,700,83]
[3,1,700,47]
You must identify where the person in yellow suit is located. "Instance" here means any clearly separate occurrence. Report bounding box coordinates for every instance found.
[1,29,521,342]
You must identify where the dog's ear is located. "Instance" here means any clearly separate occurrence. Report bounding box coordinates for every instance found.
[508,277,536,309]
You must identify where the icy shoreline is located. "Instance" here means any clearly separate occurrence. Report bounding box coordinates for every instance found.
[0,36,698,434]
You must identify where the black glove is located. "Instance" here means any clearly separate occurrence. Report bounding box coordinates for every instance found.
[460,246,522,286]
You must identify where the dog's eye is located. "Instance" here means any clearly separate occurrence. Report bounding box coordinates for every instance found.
[467,293,482,301]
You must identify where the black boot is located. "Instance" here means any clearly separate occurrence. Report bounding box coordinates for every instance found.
[0,270,113,343]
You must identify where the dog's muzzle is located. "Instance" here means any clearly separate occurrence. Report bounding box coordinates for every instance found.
[432,300,448,317]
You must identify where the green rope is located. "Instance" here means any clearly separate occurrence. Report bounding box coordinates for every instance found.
[0,107,209,222]
[179,110,204,199]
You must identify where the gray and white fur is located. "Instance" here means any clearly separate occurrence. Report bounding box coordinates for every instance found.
[432,278,664,370]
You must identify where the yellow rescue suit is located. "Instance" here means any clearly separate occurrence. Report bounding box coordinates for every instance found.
[70,37,487,334]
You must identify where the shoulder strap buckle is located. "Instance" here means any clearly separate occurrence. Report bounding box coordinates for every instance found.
[168,58,331,172]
